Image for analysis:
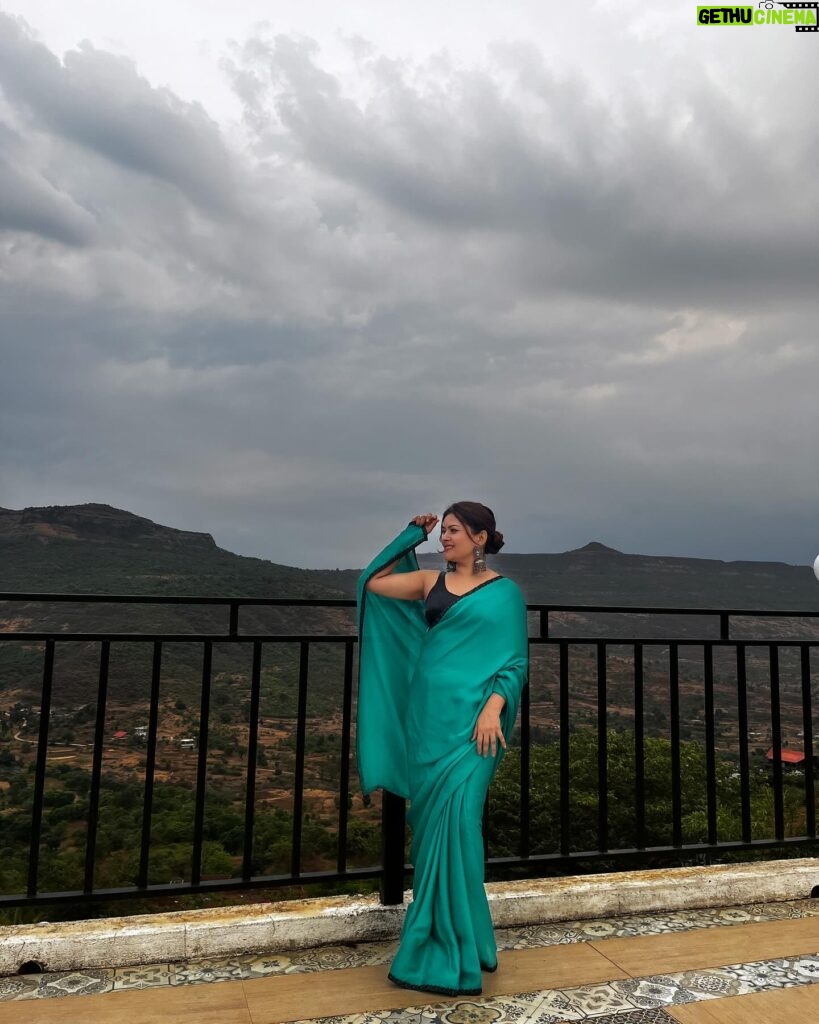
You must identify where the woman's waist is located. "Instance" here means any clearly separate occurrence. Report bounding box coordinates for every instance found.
[416,640,502,672]
[410,667,497,697]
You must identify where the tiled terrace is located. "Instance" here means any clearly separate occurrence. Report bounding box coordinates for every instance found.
[3,895,819,1023]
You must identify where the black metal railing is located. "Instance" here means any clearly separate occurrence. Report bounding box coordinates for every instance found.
[1,593,818,909]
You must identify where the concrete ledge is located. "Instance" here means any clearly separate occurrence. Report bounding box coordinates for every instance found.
[1,859,817,975]
[486,859,819,927]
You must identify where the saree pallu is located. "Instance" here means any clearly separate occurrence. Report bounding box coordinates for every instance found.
[357,523,529,995]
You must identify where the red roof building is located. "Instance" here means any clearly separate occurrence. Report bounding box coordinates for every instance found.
[766,747,807,764]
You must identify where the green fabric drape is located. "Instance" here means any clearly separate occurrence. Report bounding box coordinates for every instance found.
[356,523,530,995]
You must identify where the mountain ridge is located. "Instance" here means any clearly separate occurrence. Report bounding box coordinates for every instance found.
[0,502,216,551]
[1,502,805,567]
[1,503,816,610]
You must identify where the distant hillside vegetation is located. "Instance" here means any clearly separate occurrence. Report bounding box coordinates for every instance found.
[0,503,350,599]
[1,503,817,708]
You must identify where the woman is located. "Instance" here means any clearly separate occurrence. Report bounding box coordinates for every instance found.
[356,501,529,996]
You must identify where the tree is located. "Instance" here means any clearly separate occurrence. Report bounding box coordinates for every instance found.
[488,728,777,859]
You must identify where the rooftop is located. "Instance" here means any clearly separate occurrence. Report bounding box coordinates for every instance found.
[2,865,819,1023]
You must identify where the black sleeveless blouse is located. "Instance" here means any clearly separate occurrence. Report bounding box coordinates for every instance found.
[424,571,504,628]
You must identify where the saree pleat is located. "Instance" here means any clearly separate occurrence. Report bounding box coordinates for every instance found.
[357,523,529,995]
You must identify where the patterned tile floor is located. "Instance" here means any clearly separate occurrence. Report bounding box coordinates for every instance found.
[2,897,819,1022]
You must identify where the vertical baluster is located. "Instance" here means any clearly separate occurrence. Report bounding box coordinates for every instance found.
[597,642,608,853]
[337,640,354,875]
[191,641,212,887]
[736,645,752,844]
[801,644,815,837]
[85,641,110,894]
[634,643,645,850]
[669,642,682,847]
[519,670,531,860]
[704,644,717,845]
[137,641,163,890]
[769,644,784,841]
[28,640,55,898]
[291,641,309,878]
[381,790,406,905]
[242,641,262,882]
[559,640,570,857]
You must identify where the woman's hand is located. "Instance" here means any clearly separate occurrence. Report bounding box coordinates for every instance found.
[472,694,507,757]
[411,513,439,537]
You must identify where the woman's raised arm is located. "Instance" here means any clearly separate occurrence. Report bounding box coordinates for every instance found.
[365,569,435,600]
[363,513,439,601]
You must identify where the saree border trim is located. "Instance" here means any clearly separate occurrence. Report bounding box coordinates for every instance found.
[387,970,483,996]
[441,571,505,600]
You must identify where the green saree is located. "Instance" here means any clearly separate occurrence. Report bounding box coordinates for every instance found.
[356,522,529,996]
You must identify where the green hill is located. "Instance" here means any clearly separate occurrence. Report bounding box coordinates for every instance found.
[0,502,350,599]
[1,503,817,711]
[0,504,355,710]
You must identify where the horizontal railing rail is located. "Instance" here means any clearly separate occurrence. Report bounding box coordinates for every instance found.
[1,593,818,909]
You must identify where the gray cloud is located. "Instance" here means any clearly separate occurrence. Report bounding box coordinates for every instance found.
[0,13,240,217]
[0,135,97,244]
[1,11,818,570]
[228,33,819,305]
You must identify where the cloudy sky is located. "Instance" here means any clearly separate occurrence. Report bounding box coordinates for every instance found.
[1,2,818,570]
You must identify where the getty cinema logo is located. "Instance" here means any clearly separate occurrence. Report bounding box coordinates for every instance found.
[697,2,819,31]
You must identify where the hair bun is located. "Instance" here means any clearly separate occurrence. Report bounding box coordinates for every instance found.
[489,530,505,554]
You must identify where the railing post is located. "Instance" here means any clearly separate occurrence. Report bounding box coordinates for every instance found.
[380,790,406,905]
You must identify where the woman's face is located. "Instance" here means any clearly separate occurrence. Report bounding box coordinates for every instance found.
[440,514,486,562]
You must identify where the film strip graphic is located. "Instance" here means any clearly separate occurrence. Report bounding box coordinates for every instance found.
[773,1,819,31]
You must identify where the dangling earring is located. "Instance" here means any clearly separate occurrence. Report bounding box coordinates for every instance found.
[472,546,486,574]
[446,559,456,572]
